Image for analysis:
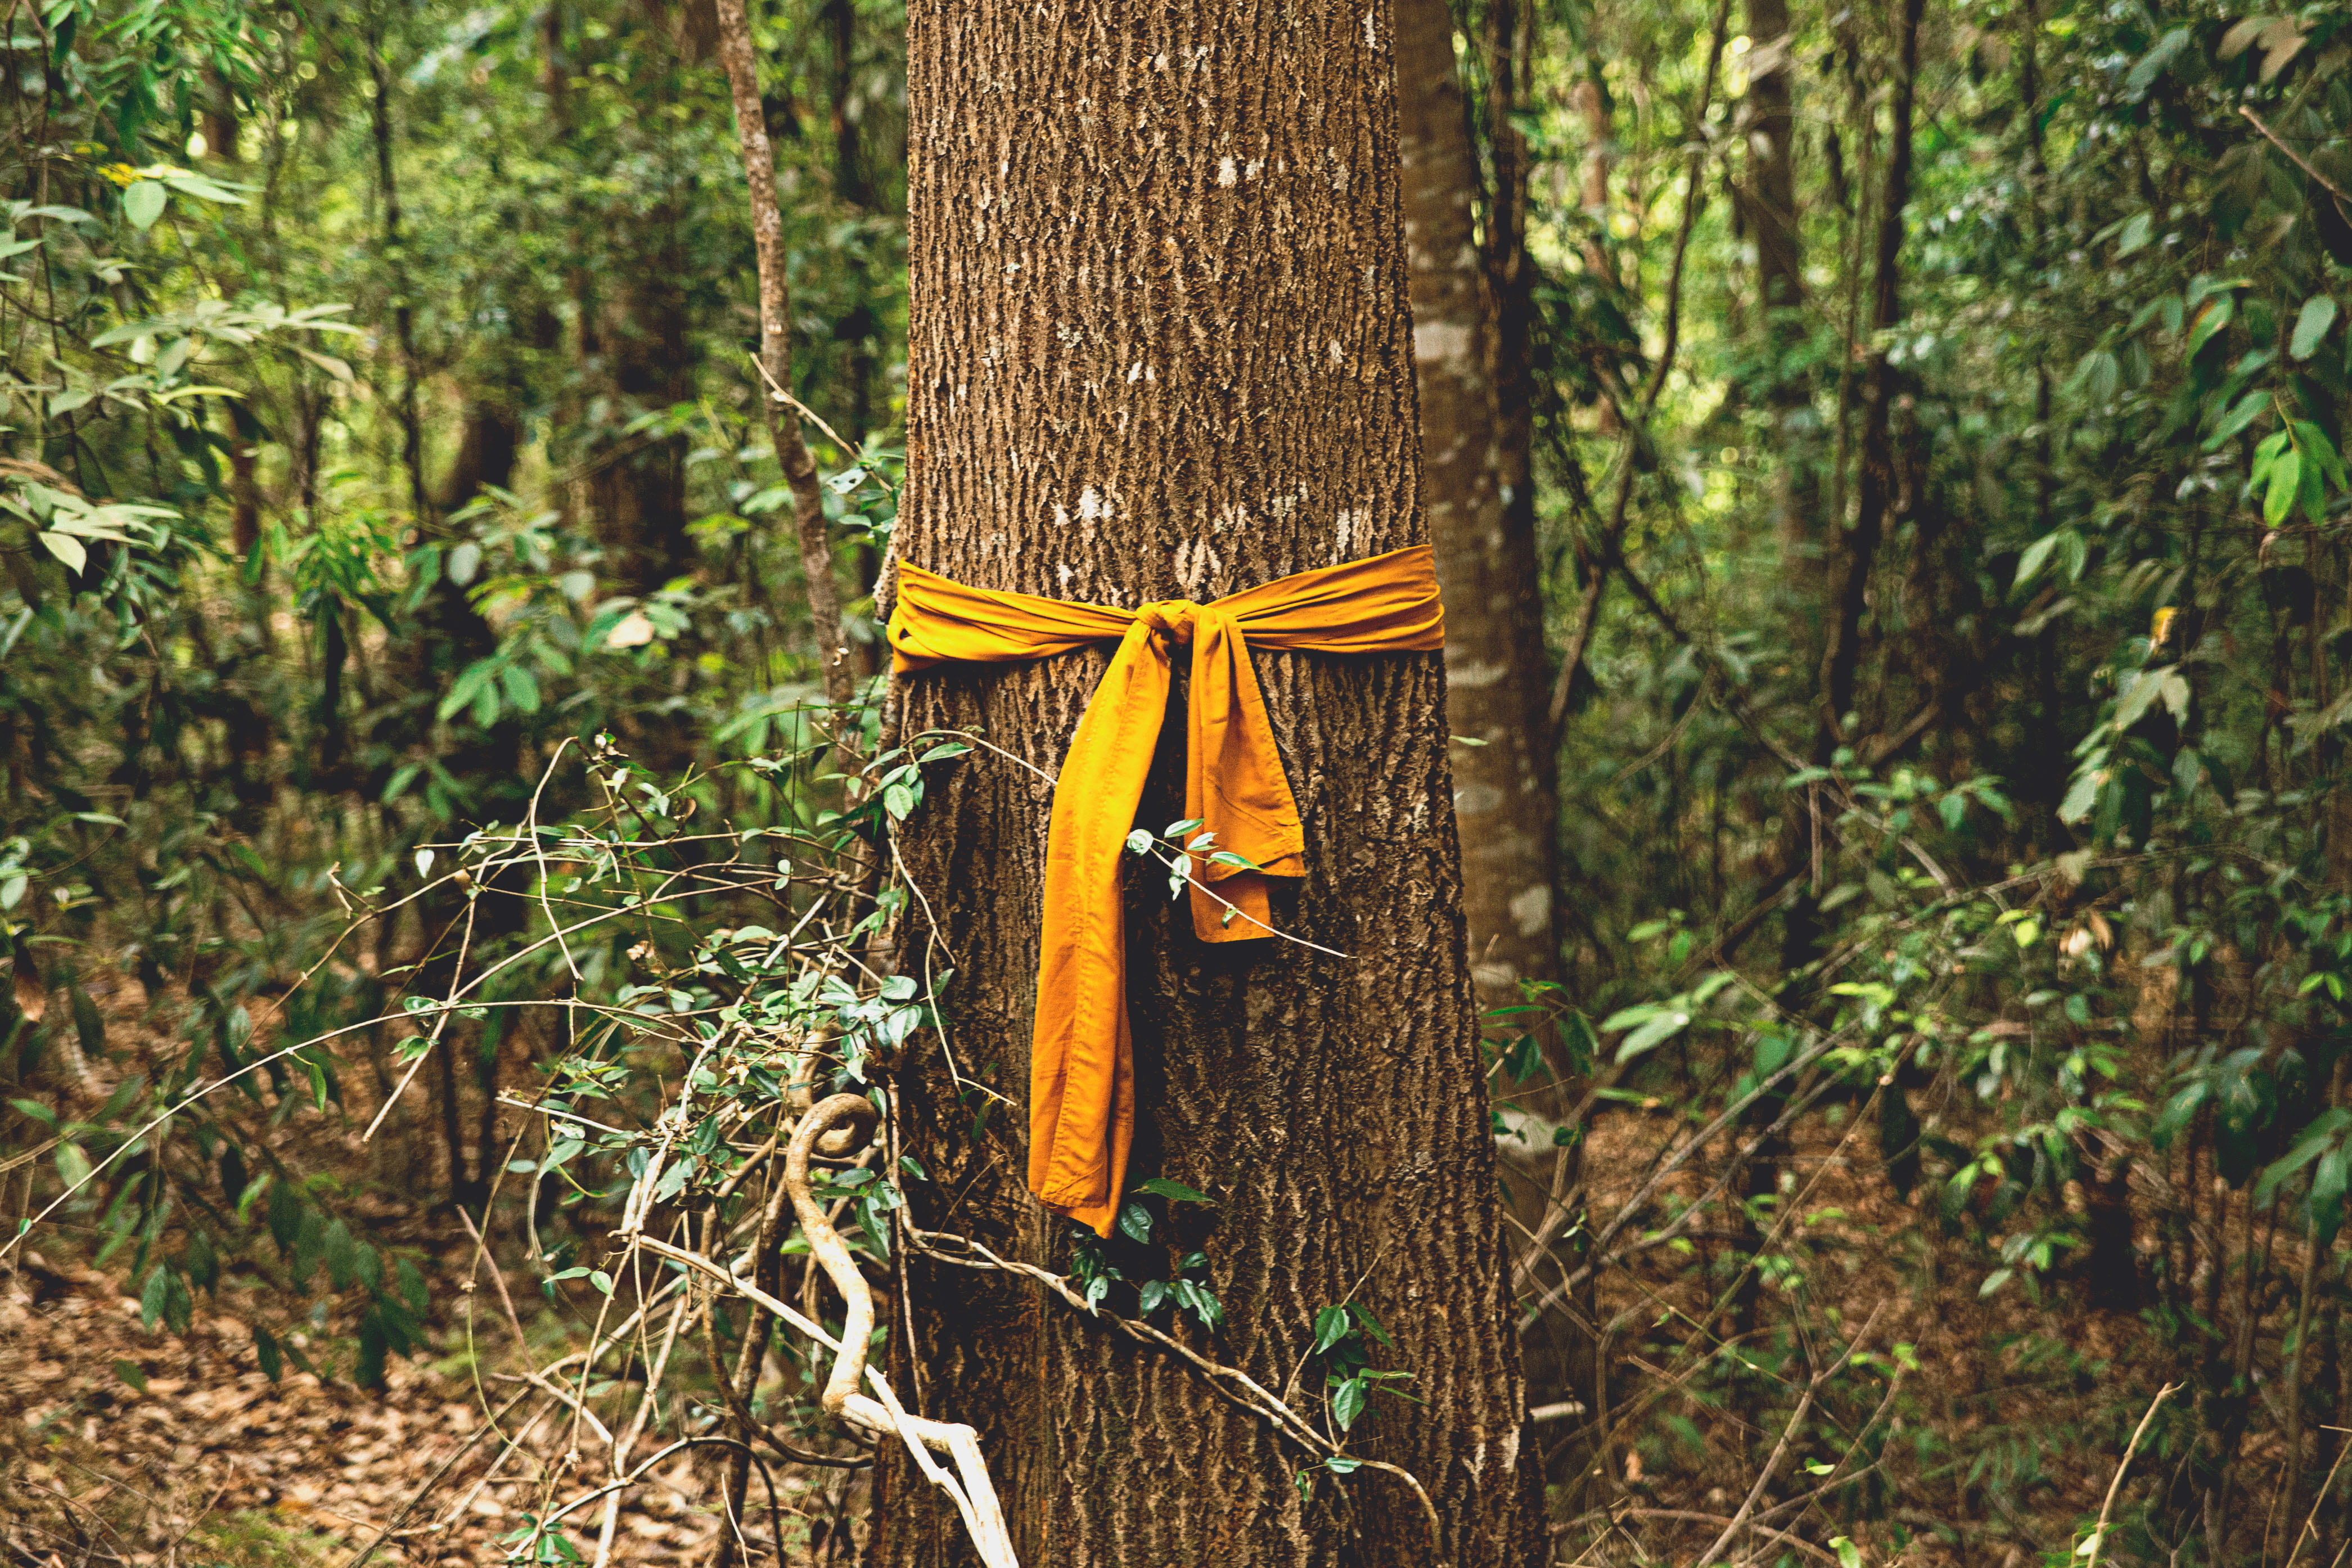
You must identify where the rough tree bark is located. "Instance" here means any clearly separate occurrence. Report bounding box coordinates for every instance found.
[1395,0,1560,1023]
[882,3,1543,1564]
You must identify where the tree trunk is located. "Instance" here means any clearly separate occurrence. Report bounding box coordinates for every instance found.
[1815,0,1922,762]
[883,3,1542,1564]
[717,0,853,708]
[1744,0,1817,576]
[586,254,694,597]
[1395,0,1560,1022]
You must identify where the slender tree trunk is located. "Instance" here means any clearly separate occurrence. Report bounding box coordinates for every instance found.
[1396,0,1560,1024]
[366,21,430,526]
[1815,0,1923,763]
[716,0,853,708]
[883,3,1542,1564]
[1745,0,1817,579]
[825,0,868,210]
[1480,0,1539,620]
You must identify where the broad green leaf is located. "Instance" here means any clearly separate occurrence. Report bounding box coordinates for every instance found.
[2254,1108,2349,1204]
[2057,769,2103,825]
[2123,27,2190,94]
[2313,1147,2349,1244]
[2111,666,2177,732]
[1615,1010,1691,1063]
[2291,296,2339,361]
[500,663,541,716]
[2186,296,2233,359]
[2203,390,2267,449]
[139,1263,170,1327]
[2265,450,2301,525]
[1331,1376,1366,1431]
[39,531,85,572]
[122,181,166,230]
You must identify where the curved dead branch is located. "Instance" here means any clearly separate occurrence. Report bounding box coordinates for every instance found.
[639,1092,1019,1568]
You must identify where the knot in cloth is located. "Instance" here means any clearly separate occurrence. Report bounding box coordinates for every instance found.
[1136,600,1209,646]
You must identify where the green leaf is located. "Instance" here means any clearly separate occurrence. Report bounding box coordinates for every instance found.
[1615,1010,1691,1064]
[1136,1177,1215,1205]
[122,181,166,231]
[1832,1538,1864,1568]
[2112,666,2178,732]
[2186,296,2233,359]
[325,1219,358,1291]
[1116,1201,1152,1243]
[112,1358,147,1393]
[1331,1377,1367,1431]
[500,663,541,716]
[1314,1304,1352,1354]
[39,531,86,573]
[2057,768,2102,825]
[2254,1109,2348,1204]
[2074,349,2120,404]
[2203,390,2268,450]
[2291,296,2339,362]
[2123,26,2190,94]
[2266,449,2302,525]
[139,1263,170,1328]
[2014,530,2062,590]
[2312,1147,2349,1245]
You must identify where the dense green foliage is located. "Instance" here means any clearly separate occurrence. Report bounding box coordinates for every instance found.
[6,0,2352,1561]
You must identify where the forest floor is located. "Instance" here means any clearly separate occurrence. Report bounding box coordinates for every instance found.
[0,985,2228,1566]
[1562,1097,2220,1568]
[0,1243,756,1566]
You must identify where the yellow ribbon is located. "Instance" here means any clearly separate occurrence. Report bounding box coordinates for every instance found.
[887,544,1446,1235]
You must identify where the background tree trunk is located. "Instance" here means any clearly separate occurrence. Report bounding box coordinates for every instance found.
[1396,0,1561,1026]
[884,3,1542,1564]
[1744,0,1818,579]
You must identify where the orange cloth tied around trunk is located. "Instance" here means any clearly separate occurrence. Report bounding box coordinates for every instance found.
[886,543,1445,1235]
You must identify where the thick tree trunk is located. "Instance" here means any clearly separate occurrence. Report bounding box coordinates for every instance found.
[1395,0,1560,1020]
[883,4,1542,1565]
